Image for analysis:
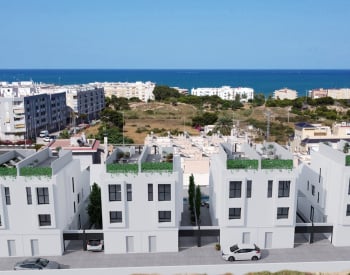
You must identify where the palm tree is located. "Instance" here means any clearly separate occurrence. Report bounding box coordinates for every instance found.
[214,116,233,136]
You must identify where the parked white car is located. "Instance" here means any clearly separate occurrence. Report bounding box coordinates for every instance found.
[39,130,49,137]
[87,239,104,251]
[222,243,261,261]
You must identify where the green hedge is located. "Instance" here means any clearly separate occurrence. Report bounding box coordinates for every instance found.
[227,159,259,170]
[107,163,138,173]
[346,155,350,166]
[261,159,293,169]
[0,167,17,177]
[20,167,52,177]
[141,162,173,172]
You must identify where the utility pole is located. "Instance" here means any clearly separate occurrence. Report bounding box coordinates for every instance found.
[265,110,271,142]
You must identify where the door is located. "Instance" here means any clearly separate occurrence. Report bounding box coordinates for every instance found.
[148,236,156,252]
[126,236,134,253]
[265,232,273,248]
[242,232,250,244]
[31,239,39,256]
[7,240,16,256]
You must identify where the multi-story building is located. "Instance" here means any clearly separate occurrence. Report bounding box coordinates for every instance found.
[209,142,296,249]
[309,88,350,99]
[273,88,298,100]
[101,81,155,102]
[90,143,183,253]
[0,148,90,257]
[191,86,254,102]
[296,141,350,246]
[65,84,105,123]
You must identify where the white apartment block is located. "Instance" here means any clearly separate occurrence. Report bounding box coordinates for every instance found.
[273,88,298,100]
[191,86,254,102]
[99,81,155,102]
[209,142,296,250]
[90,144,183,253]
[309,88,350,99]
[296,141,350,246]
[0,148,90,257]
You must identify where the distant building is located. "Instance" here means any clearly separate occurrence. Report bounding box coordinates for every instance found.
[309,88,350,99]
[273,88,298,100]
[191,86,254,102]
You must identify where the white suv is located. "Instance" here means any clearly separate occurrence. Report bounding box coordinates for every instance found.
[222,243,261,261]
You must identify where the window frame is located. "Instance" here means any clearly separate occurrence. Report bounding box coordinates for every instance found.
[347,204,350,216]
[38,214,51,226]
[267,180,273,198]
[229,207,241,219]
[158,184,171,201]
[229,181,242,198]
[109,184,121,201]
[4,187,11,205]
[277,207,289,219]
[127,184,132,201]
[110,211,123,223]
[37,187,49,205]
[26,187,32,205]
[278,181,290,198]
[246,180,252,198]
[148,184,153,201]
[158,210,171,222]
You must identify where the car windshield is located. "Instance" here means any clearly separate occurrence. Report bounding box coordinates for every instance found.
[230,245,239,252]
[89,240,101,246]
[37,258,49,267]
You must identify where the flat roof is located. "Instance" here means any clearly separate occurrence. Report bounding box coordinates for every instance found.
[48,139,100,153]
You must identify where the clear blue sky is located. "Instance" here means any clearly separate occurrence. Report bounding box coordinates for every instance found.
[1,0,349,69]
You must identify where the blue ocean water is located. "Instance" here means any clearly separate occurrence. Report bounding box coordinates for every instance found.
[1,69,350,97]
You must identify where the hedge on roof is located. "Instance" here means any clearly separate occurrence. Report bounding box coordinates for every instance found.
[106,163,138,173]
[141,162,173,172]
[261,159,293,169]
[20,167,52,177]
[227,159,259,170]
[0,167,17,176]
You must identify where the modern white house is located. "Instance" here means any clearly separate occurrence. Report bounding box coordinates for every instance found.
[0,148,90,257]
[90,144,183,254]
[209,142,297,250]
[191,86,254,102]
[296,141,350,246]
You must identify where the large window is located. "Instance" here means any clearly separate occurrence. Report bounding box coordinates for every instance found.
[110,211,123,223]
[37,188,49,204]
[229,181,242,198]
[26,187,32,205]
[158,184,171,201]
[246,180,252,198]
[127,184,132,201]
[158,211,171,222]
[109,184,121,201]
[278,181,290,198]
[148,184,153,201]
[229,208,241,219]
[267,180,273,198]
[38,214,51,226]
[4,187,10,205]
[277,207,289,219]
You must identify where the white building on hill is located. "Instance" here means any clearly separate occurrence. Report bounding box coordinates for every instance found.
[191,86,254,102]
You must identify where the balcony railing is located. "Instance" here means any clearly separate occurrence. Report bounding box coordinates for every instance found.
[106,163,138,173]
[141,162,173,172]
[261,159,293,169]
[0,167,17,177]
[20,167,52,177]
[227,159,259,170]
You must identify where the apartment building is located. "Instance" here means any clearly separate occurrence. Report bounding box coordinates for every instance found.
[101,81,155,102]
[90,144,183,253]
[309,88,350,99]
[209,142,296,249]
[191,86,254,102]
[0,148,90,257]
[65,84,105,122]
[0,81,67,141]
[296,141,350,246]
[273,88,298,100]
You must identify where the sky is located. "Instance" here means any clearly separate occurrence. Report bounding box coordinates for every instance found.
[1,0,349,69]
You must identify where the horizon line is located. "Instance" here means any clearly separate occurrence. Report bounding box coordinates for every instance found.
[1,68,350,71]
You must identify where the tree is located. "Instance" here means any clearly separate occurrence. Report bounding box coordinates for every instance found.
[195,185,201,223]
[153,85,181,101]
[87,183,102,229]
[188,174,195,219]
[100,109,123,129]
[214,116,233,135]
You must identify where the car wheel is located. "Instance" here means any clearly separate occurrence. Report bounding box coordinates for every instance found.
[228,256,235,262]
[252,256,259,261]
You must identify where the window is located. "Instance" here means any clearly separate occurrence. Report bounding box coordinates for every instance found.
[310,206,314,221]
[72,178,75,193]
[110,211,123,223]
[277,207,289,219]
[4,187,10,205]
[311,185,315,196]
[77,193,80,204]
[26,187,32,205]
[158,184,171,201]
[319,168,321,183]
[246,180,252,198]
[158,211,171,222]
[307,180,310,191]
[148,184,153,201]
[347,205,350,216]
[127,184,132,201]
[348,179,350,195]
[0,215,1,226]
[317,192,320,203]
[37,188,49,204]
[38,214,51,226]
[109,184,121,201]
[267,180,273,198]
[229,181,242,198]
[73,202,76,213]
[278,181,290,198]
[229,208,241,219]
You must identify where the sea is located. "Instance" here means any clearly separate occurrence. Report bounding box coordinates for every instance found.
[1,69,350,97]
